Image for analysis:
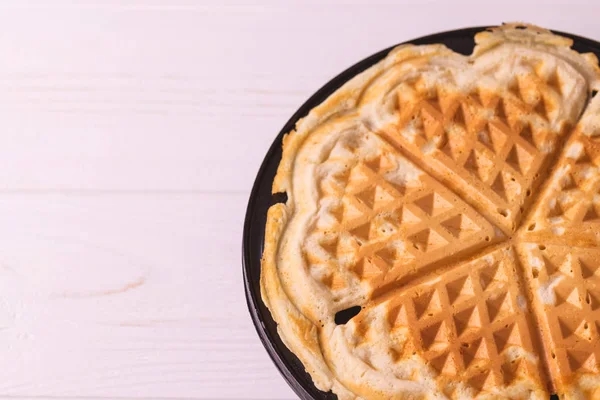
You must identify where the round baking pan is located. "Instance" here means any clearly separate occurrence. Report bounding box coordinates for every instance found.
[242,26,600,400]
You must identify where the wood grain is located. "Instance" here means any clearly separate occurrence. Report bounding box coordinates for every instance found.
[0,0,597,399]
[0,193,293,399]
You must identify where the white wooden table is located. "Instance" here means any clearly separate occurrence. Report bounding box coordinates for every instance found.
[0,1,598,399]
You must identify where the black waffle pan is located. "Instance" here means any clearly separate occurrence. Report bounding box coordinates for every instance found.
[242,26,600,400]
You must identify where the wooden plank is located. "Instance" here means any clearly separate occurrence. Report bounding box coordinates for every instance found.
[0,193,293,399]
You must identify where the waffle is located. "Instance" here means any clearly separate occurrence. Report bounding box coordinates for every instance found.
[260,24,600,399]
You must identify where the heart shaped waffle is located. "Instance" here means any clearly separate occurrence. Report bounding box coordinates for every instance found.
[261,24,600,399]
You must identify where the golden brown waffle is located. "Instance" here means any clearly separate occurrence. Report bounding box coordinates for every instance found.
[306,127,501,298]
[329,246,544,399]
[521,97,600,248]
[518,244,600,397]
[260,24,600,399]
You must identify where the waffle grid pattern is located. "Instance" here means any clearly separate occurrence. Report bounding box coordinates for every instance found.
[297,55,599,396]
[383,247,540,398]
[381,65,571,234]
[306,146,497,291]
[523,128,600,244]
[518,245,600,390]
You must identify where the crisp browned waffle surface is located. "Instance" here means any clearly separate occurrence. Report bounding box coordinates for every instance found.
[260,24,600,399]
